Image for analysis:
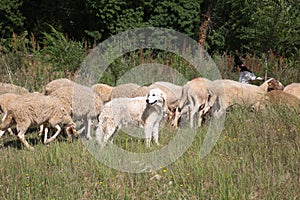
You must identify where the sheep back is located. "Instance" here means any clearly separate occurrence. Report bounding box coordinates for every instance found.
[284,83,300,99]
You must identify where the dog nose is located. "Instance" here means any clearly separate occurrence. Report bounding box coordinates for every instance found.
[146,99,149,104]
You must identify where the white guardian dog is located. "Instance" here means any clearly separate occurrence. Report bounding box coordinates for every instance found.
[95,88,167,147]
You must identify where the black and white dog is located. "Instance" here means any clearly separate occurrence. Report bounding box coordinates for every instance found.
[233,55,263,84]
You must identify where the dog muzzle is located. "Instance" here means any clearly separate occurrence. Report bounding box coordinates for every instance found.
[146,99,157,105]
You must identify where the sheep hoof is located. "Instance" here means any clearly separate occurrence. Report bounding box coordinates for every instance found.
[28,146,35,151]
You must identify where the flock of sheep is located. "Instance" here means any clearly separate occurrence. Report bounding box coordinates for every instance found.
[0,76,299,150]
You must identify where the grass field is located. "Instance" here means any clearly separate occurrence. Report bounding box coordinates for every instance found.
[0,105,299,199]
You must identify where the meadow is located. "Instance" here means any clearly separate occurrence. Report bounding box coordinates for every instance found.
[0,104,299,199]
[0,32,299,199]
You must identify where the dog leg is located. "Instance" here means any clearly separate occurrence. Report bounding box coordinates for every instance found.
[152,122,160,146]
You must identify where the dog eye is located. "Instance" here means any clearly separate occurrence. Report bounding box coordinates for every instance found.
[152,94,155,96]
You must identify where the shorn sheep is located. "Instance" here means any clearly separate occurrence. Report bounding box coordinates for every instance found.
[283,83,300,99]
[96,88,167,148]
[0,93,78,150]
[209,78,284,117]
[172,77,213,128]
[49,84,103,139]
[173,78,284,128]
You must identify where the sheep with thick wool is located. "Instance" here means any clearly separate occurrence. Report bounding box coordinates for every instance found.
[261,90,300,111]
[0,93,20,136]
[0,82,29,95]
[110,83,141,99]
[49,84,103,139]
[283,83,300,99]
[91,83,113,103]
[0,93,77,150]
[44,78,76,95]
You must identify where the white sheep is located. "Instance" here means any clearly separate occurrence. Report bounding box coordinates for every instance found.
[44,78,76,95]
[283,83,300,99]
[0,93,77,150]
[0,82,29,95]
[49,84,103,140]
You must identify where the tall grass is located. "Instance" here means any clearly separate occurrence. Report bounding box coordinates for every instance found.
[0,106,299,199]
[0,30,299,199]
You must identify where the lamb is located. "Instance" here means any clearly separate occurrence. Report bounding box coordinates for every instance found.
[91,83,113,103]
[0,82,29,95]
[0,93,77,150]
[95,88,167,148]
[44,78,76,95]
[49,84,103,139]
[283,83,300,99]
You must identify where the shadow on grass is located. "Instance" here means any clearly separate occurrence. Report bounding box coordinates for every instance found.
[0,130,75,150]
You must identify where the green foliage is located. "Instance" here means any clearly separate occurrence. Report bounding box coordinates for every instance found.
[39,25,86,75]
[208,0,300,57]
[0,0,25,37]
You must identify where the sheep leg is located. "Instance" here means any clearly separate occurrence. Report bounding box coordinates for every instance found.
[43,127,49,144]
[45,125,61,144]
[171,107,182,128]
[189,106,197,128]
[86,118,92,140]
[17,128,34,150]
[1,113,7,122]
[38,124,44,137]
[0,130,5,138]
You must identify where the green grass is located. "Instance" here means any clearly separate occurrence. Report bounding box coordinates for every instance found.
[0,106,299,199]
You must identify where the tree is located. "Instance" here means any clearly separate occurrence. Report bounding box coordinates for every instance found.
[0,0,25,38]
[207,0,300,57]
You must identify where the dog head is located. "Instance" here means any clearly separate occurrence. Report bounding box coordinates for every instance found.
[146,88,167,106]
